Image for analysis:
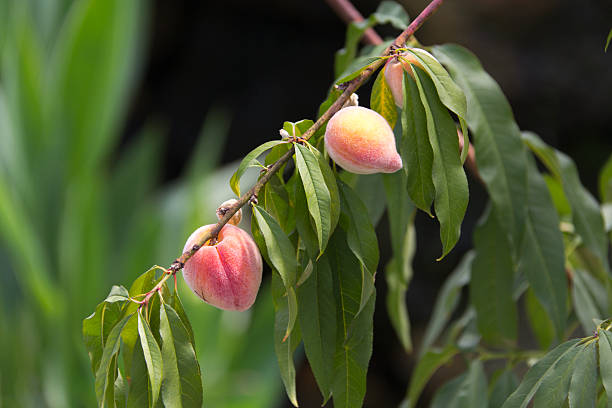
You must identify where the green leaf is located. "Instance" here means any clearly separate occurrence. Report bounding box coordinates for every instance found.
[294,143,332,255]
[470,207,517,345]
[412,67,468,259]
[489,369,519,408]
[312,146,340,240]
[572,269,605,333]
[525,288,555,350]
[262,176,295,235]
[501,338,581,408]
[83,300,122,374]
[95,313,133,407]
[401,72,435,215]
[283,119,315,137]
[383,171,416,352]
[159,303,203,408]
[433,44,528,252]
[402,344,458,408]
[272,273,301,407]
[531,340,582,407]
[105,285,130,303]
[606,28,612,52]
[431,360,487,408]
[114,368,127,408]
[519,156,567,339]
[421,251,473,355]
[293,177,320,260]
[298,255,336,403]
[251,205,298,289]
[127,337,150,407]
[372,0,409,29]
[568,341,597,408]
[598,330,612,406]
[328,232,376,408]
[50,0,145,175]
[138,311,163,407]
[335,56,380,84]
[370,68,397,129]
[599,153,612,202]
[522,131,609,274]
[168,289,195,348]
[229,140,287,196]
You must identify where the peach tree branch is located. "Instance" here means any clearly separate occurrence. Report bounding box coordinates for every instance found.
[163,0,446,278]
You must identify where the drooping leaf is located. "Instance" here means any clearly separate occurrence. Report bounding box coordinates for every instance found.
[525,288,555,350]
[430,373,466,408]
[531,340,582,407]
[251,205,298,289]
[412,67,468,259]
[126,336,150,407]
[370,68,397,129]
[272,273,301,407]
[489,369,519,408]
[262,175,295,235]
[568,341,597,408]
[402,344,458,408]
[598,329,612,406]
[298,255,336,403]
[522,131,609,274]
[137,311,163,407]
[328,231,375,408]
[470,207,517,345]
[294,143,332,254]
[311,146,340,240]
[433,44,528,252]
[572,269,605,333]
[83,299,123,374]
[159,303,202,408]
[104,285,130,303]
[421,251,473,355]
[429,359,487,408]
[518,156,567,339]
[400,72,435,215]
[383,171,416,352]
[229,140,287,196]
[95,313,133,407]
[500,339,580,408]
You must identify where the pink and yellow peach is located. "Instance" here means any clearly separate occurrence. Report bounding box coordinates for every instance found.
[324,106,402,174]
[182,224,262,311]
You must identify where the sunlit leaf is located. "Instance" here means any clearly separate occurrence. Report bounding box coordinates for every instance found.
[370,68,397,129]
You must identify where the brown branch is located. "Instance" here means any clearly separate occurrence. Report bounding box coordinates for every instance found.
[328,0,482,185]
[324,0,383,45]
[163,0,446,277]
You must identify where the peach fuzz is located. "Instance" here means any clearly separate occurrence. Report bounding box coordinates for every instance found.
[182,224,262,311]
[324,106,402,174]
[384,51,425,108]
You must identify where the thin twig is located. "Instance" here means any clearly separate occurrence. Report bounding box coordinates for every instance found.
[160,0,446,279]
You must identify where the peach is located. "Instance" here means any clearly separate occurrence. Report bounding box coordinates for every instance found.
[216,198,242,225]
[182,224,262,311]
[324,106,402,174]
[384,51,425,107]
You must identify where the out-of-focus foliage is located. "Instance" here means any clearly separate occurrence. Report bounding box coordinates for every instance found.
[0,0,279,406]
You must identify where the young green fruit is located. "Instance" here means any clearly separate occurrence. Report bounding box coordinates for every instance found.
[182,224,262,311]
[324,106,402,174]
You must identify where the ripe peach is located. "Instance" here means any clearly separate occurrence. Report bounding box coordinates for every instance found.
[384,51,425,107]
[182,224,262,311]
[216,199,242,225]
[324,106,402,174]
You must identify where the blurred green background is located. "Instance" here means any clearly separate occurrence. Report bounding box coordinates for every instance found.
[0,0,610,407]
[0,0,281,406]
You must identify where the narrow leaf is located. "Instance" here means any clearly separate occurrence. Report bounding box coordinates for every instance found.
[402,344,458,408]
[413,67,468,259]
[572,269,604,333]
[229,140,287,196]
[433,44,528,252]
[470,207,517,344]
[159,304,203,408]
[298,256,336,403]
[95,313,133,406]
[598,330,612,406]
[531,340,582,407]
[489,369,519,408]
[568,341,597,408]
[501,339,580,408]
[138,311,163,407]
[401,72,435,215]
[295,143,332,254]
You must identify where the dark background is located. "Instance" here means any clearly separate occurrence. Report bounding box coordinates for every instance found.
[124,0,611,406]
